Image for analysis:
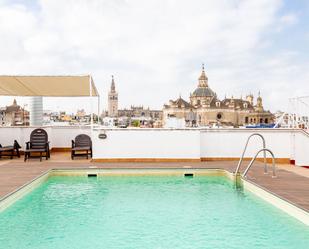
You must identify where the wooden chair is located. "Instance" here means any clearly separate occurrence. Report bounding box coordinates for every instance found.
[71,134,92,160]
[24,128,50,162]
[0,140,21,159]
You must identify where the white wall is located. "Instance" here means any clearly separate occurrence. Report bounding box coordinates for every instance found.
[0,127,309,166]
[200,129,293,159]
[92,129,201,159]
[49,126,91,148]
[0,126,90,150]
[294,131,309,166]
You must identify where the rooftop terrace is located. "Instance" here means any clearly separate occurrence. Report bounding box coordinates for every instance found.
[0,126,309,218]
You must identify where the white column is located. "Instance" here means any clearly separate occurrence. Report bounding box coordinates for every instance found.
[29,96,43,126]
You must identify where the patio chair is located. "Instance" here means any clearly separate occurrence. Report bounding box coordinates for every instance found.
[0,140,21,159]
[24,128,50,162]
[71,134,92,160]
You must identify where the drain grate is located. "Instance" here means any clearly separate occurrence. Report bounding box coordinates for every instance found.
[87,174,97,177]
[184,173,194,177]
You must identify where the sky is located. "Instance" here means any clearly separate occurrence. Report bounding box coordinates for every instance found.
[0,0,308,113]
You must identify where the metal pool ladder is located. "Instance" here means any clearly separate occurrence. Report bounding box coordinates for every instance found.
[242,148,276,178]
[235,133,277,179]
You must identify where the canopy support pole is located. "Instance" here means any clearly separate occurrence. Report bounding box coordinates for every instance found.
[98,96,100,125]
[90,75,93,127]
[89,76,94,146]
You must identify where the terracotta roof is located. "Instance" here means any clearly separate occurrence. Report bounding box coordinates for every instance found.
[221,98,255,110]
[167,97,194,109]
[175,97,194,108]
[6,105,21,113]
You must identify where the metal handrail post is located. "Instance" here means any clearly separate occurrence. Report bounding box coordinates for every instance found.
[243,148,276,178]
[235,133,267,175]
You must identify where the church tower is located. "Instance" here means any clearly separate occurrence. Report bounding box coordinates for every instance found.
[190,64,216,107]
[255,91,264,112]
[198,64,208,87]
[108,75,118,117]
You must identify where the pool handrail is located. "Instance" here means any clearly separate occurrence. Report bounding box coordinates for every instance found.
[235,133,267,175]
[243,148,276,178]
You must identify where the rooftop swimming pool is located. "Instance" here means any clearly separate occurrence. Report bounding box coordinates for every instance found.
[0,172,308,249]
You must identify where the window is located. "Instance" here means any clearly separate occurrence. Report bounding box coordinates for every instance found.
[244,103,248,108]
[265,118,268,124]
[245,117,248,123]
[216,113,223,120]
[216,102,220,107]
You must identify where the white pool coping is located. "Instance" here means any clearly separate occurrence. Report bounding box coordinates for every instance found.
[242,179,309,226]
[0,168,308,226]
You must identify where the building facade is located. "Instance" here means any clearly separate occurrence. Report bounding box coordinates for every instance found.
[0,99,29,126]
[107,75,118,117]
[118,106,162,120]
[163,65,274,127]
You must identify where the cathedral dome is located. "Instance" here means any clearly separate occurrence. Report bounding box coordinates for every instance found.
[192,87,215,97]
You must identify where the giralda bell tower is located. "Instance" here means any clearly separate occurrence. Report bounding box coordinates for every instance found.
[108,75,118,117]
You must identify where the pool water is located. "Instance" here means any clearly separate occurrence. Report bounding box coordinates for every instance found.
[0,175,308,249]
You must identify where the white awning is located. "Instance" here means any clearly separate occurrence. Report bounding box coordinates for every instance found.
[0,75,99,97]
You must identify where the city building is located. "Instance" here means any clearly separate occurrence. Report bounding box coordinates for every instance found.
[118,106,162,120]
[104,76,163,127]
[163,65,274,127]
[0,99,29,126]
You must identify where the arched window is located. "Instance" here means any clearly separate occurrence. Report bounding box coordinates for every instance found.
[245,117,248,123]
[265,118,268,124]
[260,118,263,124]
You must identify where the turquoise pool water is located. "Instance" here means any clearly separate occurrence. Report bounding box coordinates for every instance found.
[0,175,308,249]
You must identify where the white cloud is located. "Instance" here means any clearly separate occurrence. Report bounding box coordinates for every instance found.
[279,13,298,26]
[0,0,308,113]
